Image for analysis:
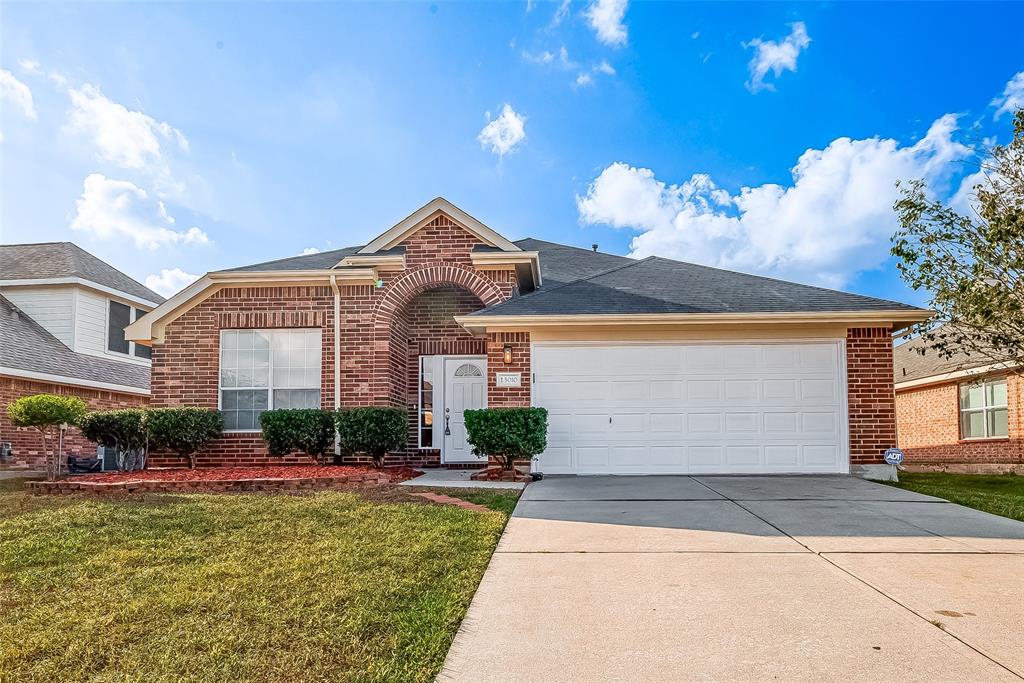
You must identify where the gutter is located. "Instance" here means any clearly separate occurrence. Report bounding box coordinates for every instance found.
[330,274,342,457]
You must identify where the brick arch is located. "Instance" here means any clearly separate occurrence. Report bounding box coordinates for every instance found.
[370,264,506,406]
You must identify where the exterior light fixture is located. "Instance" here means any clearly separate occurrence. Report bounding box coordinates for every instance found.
[502,344,513,364]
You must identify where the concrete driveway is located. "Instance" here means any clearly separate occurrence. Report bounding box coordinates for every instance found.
[440,475,1024,682]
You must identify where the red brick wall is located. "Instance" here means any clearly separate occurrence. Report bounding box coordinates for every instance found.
[486,332,531,408]
[896,374,1024,463]
[149,211,520,467]
[0,375,148,469]
[846,327,897,465]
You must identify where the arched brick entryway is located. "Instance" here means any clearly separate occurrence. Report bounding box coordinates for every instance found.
[369,264,507,412]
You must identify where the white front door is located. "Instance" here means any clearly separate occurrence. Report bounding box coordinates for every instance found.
[442,357,487,463]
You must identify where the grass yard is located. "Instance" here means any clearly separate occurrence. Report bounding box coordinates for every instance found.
[0,480,519,683]
[891,471,1024,522]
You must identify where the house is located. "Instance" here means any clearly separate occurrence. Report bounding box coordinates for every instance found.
[0,242,163,469]
[127,198,928,478]
[894,335,1022,469]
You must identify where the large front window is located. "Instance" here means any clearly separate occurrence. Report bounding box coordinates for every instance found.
[960,377,1008,439]
[219,329,321,431]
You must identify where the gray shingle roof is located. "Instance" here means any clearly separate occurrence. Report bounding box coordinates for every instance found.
[893,332,998,384]
[473,251,925,317]
[0,242,164,303]
[221,246,363,272]
[514,238,634,286]
[0,294,150,391]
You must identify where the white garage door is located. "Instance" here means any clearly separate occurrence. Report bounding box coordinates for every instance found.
[533,342,848,475]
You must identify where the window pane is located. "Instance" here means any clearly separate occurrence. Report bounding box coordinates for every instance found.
[222,331,238,350]
[222,390,238,410]
[960,383,985,409]
[961,410,985,438]
[237,410,255,430]
[134,343,152,359]
[421,428,433,448]
[253,331,270,350]
[986,380,1008,408]
[107,301,131,353]
[988,408,1008,437]
[254,390,269,410]
[222,409,238,430]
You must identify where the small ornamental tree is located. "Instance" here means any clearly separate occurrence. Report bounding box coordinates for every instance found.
[7,394,87,480]
[148,407,223,469]
[464,407,548,471]
[335,407,406,468]
[259,409,335,463]
[79,409,150,472]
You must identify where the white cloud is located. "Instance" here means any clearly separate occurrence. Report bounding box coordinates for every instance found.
[584,0,628,47]
[743,22,811,93]
[552,0,571,25]
[992,71,1024,119]
[478,104,527,156]
[522,46,576,69]
[145,268,200,297]
[595,60,616,75]
[577,114,972,288]
[301,247,321,255]
[17,59,42,75]
[67,83,188,171]
[575,73,595,87]
[1,69,38,119]
[71,174,210,250]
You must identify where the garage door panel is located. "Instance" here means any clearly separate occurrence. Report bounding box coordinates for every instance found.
[534,342,846,475]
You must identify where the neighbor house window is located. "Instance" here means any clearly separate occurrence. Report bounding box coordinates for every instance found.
[219,329,321,431]
[960,377,1008,439]
[418,357,433,448]
[107,302,152,359]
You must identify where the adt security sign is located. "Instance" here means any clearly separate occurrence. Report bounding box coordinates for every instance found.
[884,447,905,466]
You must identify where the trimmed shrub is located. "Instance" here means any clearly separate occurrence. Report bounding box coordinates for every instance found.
[335,407,407,468]
[259,409,335,462]
[463,407,548,471]
[79,409,150,472]
[7,394,88,480]
[148,407,223,469]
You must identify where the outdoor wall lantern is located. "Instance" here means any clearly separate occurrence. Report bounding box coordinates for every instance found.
[502,344,513,364]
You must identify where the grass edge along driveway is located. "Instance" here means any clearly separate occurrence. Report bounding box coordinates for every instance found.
[889,471,1024,522]
[0,483,519,683]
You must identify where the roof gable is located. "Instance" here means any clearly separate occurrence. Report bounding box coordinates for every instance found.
[358,198,521,254]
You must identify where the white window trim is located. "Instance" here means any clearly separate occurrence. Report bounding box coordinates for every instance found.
[105,300,152,364]
[218,329,322,433]
[959,377,1009,440]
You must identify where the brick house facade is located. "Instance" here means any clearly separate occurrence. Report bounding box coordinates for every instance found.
[130,198,927,477]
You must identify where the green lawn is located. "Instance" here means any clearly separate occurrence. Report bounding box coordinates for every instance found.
[891,471,1024,522]
[0,481,515,682]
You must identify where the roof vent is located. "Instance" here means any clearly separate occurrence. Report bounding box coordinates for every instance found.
[592,244,598,252]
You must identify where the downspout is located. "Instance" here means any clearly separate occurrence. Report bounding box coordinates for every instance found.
[330,274,342,457]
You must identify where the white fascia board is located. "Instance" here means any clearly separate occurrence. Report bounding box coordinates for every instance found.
[0,277,161,308]
[0,367,149,396]
[358,197,522,254]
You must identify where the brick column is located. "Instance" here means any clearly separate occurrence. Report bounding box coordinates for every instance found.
[846,327,897,475]
[487,332,531,407]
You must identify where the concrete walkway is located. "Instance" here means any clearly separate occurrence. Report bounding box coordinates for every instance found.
[440,475,1024,682]
[397,468,525,490]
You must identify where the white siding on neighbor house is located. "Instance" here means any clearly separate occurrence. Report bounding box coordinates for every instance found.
[74,288,108,357]
[3,286,76,347]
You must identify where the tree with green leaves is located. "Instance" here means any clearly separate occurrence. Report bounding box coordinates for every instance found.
[6,394,88,480]
[79,409,150,471]
[892,109,1024,364]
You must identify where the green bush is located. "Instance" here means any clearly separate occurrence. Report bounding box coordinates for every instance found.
[6,393,88,480]
[148,407,223,469]
[79,409,150,471]
[463,407,548,471]
[335,407,407,468]
[260,409,335,462]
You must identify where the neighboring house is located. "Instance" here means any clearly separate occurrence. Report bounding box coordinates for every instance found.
[128,198,928,478]
[894,336,1022,467]
[0,242,164,469]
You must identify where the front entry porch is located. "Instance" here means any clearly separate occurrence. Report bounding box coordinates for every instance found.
[417,355,488,466]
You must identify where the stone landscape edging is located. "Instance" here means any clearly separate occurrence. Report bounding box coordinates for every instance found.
[28,471,392,495]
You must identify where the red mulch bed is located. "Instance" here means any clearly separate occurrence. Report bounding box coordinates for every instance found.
[76,466,422,484]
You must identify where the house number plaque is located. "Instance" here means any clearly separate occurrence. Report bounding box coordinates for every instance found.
[495,372,522,388]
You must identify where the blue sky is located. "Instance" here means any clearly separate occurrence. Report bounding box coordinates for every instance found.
[2,1,1021,304]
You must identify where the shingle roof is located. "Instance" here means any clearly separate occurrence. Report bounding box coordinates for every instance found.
[0,294,150,391]
[219,235,924,317]
[0,242,164,303]
[472,251,924,317]
[221,246,363,272]
[893,332,997,384]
